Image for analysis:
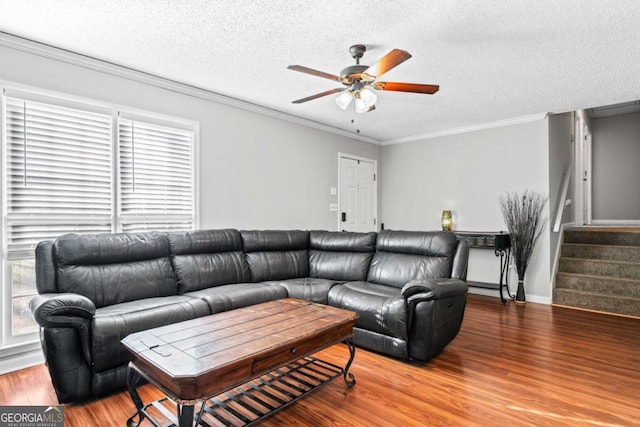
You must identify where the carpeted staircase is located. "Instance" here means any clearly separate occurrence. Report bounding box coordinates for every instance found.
[554,227,640,317]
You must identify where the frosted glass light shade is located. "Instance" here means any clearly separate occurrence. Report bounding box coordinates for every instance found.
[355,88,377,113]
[335,90,354,110]
[359,87,377,106]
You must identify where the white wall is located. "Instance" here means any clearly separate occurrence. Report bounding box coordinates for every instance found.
[381,119,552,302]
[591,112,640,221]
[0,43,381,230]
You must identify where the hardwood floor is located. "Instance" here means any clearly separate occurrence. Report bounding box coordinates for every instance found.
[1,294,639,426]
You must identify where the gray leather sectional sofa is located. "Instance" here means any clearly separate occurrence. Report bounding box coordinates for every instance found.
[30,228,469,403]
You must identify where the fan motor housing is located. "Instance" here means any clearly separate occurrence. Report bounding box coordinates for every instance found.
[339,44,373,85]
[341,65,376,86]
[340,64,368,79]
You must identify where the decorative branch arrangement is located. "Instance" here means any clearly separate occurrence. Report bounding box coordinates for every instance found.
[499,190,547,303]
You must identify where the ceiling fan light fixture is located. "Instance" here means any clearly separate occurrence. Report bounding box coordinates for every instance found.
[335,90,354,110]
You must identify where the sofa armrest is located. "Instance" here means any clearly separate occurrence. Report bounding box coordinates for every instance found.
[29,293,96,329]
[30,293,96,371]
[402,278,468,352]
[452,238,469,281]
[401,278,468,301]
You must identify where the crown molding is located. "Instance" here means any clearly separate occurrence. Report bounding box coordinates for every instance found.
[382,113,549,146]
[0,32,381,145]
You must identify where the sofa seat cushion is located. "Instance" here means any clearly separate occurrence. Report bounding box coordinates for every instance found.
[328,281,407,340]
[186,283,287,314]
[265,278,341,304]
[91,296,210,372]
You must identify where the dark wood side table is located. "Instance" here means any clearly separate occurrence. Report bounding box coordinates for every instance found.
[454,231,513,304]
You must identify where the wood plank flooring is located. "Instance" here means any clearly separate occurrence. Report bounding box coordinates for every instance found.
[1,294,639,426]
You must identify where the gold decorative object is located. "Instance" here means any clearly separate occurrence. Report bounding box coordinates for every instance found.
[441,210,452,231]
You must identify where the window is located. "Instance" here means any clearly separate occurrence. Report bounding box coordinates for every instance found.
[1,89,197,347]
[118,116,194,232]
[4,96,114,252]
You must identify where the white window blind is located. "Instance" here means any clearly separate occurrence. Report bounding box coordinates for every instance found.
[118,118,194,232]
[4,96,113,252]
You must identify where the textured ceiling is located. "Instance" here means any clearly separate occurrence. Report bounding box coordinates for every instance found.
[1,1,640,143]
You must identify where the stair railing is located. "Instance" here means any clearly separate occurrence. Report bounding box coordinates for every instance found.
[553,163,572,233]
[553,162,573,233]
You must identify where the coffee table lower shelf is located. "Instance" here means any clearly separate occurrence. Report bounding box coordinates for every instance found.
[127,355,354,427]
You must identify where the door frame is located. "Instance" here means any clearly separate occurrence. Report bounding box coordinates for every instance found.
[337,153,378,232]
[573,115,592,226]
[574,116,593,226]
[582,125,592,224]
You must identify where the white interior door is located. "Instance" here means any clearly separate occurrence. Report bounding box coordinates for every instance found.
[339,155,376,232]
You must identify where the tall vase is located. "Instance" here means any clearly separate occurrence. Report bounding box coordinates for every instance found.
[441,210,452,231]
[515,277,526,304]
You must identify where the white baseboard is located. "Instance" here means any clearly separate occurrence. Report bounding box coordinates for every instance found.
[468,287,551,305]
[589,220,640,225]
[0,345,44,375]
[468,287,502,299]
[525,294,552,305]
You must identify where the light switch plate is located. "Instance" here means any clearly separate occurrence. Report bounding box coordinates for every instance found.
[330,186,337,196]
[329,203,338,212]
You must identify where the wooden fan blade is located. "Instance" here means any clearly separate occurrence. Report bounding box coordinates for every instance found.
[373,81,440,94]
[292,88,346,104]
[364,49,412,78]
[287,65,342,82]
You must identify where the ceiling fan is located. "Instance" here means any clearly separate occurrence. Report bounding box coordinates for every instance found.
[288,44,439,114]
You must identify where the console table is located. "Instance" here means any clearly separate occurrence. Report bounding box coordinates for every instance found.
[454,231,513,304]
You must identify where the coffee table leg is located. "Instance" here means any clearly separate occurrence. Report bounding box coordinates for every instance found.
[126,367,146,427]
[177,403,195,427]
[343,339,356,387]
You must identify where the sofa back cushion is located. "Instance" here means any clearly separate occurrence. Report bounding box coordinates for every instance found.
[167,229,250,293]
[309,231,376,281]
[241,230,309,282]
[54,232,176,308]
[367,230,457,288]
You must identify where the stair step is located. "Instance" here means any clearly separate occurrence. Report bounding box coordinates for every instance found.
[555,272,640,298]
[564,229,640,246]
[561,243,640,262]
[558,258,640,280]
[553,288,640,317]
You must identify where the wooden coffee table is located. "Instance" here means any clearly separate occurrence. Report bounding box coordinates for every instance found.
[122,298,358,427]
